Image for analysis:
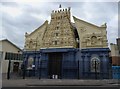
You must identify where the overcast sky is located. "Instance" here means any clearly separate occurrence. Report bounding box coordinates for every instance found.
[0,1,119,49]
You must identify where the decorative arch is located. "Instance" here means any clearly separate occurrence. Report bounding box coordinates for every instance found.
[27,56,34,69]
[91,36,97,45]
[91,57,100,72]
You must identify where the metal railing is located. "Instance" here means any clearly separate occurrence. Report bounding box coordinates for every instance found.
[7,60,112,79]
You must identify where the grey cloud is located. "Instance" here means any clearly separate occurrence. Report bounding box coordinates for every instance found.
[2,4,45,48]
[51,2,85,8]
[2,11,44,32]
[1,2,18,7]
[2,16,24,48]
[2,25,24,49]
[118,2,120,37]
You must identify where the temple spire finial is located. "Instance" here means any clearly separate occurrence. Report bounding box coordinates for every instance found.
[59,4,62,8]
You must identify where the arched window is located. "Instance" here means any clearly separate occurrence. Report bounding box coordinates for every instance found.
[27,57,34,69]
[29,40,33,48]
[91,36,97,45]
[91,57,100,72]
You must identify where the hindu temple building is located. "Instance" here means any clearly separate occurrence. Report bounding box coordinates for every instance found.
[23,5,112,79]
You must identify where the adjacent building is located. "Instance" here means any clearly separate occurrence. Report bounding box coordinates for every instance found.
[110,38,120,79]
[0,39,23,77]
[110,38,120,66]
[23,6,111,79]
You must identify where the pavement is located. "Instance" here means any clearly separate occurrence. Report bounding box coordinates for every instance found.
[2,78,120,87]
[1,73,120,88]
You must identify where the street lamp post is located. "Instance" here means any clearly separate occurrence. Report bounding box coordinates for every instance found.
[7,53,11,80]
[95,60,97,79]
[34,36,38,76]
[22,64,26,79]
[39,59,41,79]
[22,54,26,79]
[82,57,85,79]
[78,60,80,79]
[37,51,41,79]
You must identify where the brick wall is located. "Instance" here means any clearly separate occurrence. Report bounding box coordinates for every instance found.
[111,56,120,66]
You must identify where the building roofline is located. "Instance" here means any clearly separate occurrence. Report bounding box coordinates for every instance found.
[73,16,107,28]
[28,20,48,36]
[0,39,22,52]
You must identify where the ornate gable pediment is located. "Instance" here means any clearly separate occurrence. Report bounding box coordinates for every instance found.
[24,21,48,51]
[73,16,108,49]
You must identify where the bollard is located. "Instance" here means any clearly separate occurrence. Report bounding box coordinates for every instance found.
[52,75,54,79]
[22,64,26,79]
[55,75,58,79]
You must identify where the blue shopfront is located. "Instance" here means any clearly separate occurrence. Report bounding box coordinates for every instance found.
[112,66,120,79]
[22,48,112,79]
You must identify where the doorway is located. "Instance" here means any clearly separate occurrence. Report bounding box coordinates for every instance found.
[48,52,62,79]
[13,62,19,72]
